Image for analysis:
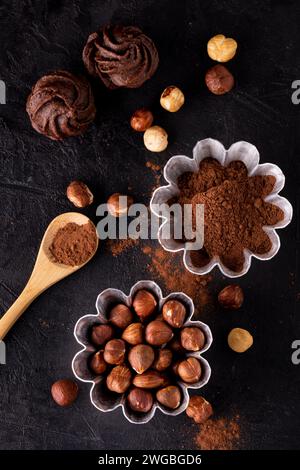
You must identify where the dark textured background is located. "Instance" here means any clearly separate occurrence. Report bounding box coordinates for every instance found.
[0,0,300,450]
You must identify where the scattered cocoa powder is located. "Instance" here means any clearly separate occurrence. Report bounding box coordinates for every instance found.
[49,222,97,266]
[172,158,284,272]
[195,415,240,450]
[146,161,161,172]
[146,160,162,192]
[106,238,139,257]
[142,245,212,312]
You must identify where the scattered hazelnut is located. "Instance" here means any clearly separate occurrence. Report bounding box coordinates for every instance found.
[178,357,202,384]
[207,34,237,62]
[133,290,157,321]
[127,387,153,413]
[103,339,126,365]
[122,323,143,345]
[162,300,186,328]
[128,344,155,374]
[156,385,181,409]
[186,396,213,424]
[133,370,168,389]
[106,365,132,393]
[51,379,78,407]
[107,193,133,217]
[228,328,253,353]
[66,180,94,208]
[180,327,205,351]
[218,285,244,309]
[90,350,107,375]
[153,349,173,371]
[205,64,234,95]
[145,320,174,346]
[91,324,114,346]
[130,108,153,132]
[143,126,168,152]
[160,86,185,112]
[109,304,133,330]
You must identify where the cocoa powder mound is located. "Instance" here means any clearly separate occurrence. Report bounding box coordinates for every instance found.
[49,222,97,266]
[142,245,212,312]
[173,158,284,272]
[195,415,240,450]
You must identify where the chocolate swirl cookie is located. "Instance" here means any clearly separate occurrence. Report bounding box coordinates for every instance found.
[83,25,159,89]
[26,71,96,140]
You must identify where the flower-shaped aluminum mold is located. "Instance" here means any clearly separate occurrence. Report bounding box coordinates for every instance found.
[150,138,293,278]
[72,280,212,424]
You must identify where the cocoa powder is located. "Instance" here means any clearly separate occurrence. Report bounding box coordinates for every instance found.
[49,222,97,266]
[173,158,284,272]
[195,414,240,450]
[106,238,138,257]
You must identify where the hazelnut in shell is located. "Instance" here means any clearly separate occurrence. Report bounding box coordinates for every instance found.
[133,290,157,321]
[156,385,181,409]
[109,304,133,329]
[218,285,244,309]
[178,357,202,384]
[66,180,94,208]
[130,108,153,132]
[122,323,143,345]
[186,396,213,424]
[162,300,186,328]
[103,339,126,365]
[51,379,78,407]
[91,324,114,346]
[128,344,155,374]
[106,365,132,393]
[180,327,205,351]
[127,387,153,413]
[107,193,133,217]
[153,349,172,371]
[132,370,168,389]
[90,350,107,375]
[145,320,174,346]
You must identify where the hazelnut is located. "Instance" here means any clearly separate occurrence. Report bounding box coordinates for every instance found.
[128,344,155,374]
[153,349,173,371]
[127,387,153,413]
[91,324,114,346]
[218,285,244,309]
[133,370,168,389]
[51,379,78,407]
[186,396,213,424]
[143,126,168,152]
[178,357,202,384]
[156,385,181,409]
[207,34,237,62]
[109,304,133,329]
[66,180,94,208]
[205,65,234,95]
[90,350,107,375]
[106,365,132,393]
[122,323,143,345]
[160,86,185,112]
[169,338,186,355]
[133,290,157,321]
[145,320,174,346]
[130,108,153,132]
[228,328,253,353]
[103,339,126,365]
[180,327,205,351]
[162,300,186,328]
[107,193,133,217]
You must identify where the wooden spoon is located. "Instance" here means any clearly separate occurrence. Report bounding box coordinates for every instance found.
[0,212,98,340]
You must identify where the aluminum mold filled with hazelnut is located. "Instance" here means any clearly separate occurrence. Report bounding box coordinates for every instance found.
[72,280,212,424]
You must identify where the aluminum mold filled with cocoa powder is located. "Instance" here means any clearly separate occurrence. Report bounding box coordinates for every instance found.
[72,280,212,424]
[150,138,293,278]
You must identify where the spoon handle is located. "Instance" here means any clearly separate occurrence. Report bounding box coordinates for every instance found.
[0,282,40,340]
